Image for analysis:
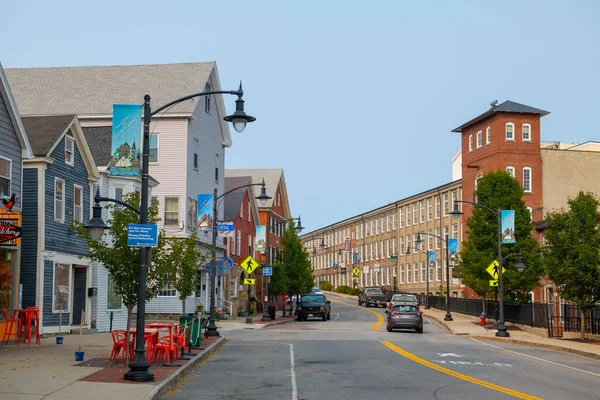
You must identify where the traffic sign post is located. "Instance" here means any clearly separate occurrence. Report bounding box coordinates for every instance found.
[489,280,498,287]
[486,260,505,279]
[352,267,360,276]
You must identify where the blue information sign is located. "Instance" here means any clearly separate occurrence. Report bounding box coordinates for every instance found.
[217,222,234,231]
[127,224,158,247]
[263,267,273,276]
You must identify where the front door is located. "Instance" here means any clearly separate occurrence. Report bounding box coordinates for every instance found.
[72,267,87,326]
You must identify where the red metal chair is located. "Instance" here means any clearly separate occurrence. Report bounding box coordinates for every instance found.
[24,307,40,346]
[2,308,18,346]
[151,337,174,363]
[109,330,134,361]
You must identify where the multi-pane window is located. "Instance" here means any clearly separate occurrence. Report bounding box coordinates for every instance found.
[452,224,458,239]
[107,275,122,310]
[54,178,65,222]
[413,203,418,225]
[428,262,434,282]
[375,242,379,259]
[523,167,532,192]
[486,126,491,145]
[165,197,179,225]
[149,134,159,162]
[406,235,411,254]
[427,229,433,250]
[435,197,441,219]
[420,201,425,223]
[407,264,412,283]
[506,166,515,178]
[0,157,11,196]
[443,226,449,246]
[522,124,531,141]
[476,130,482,148]
[158,275,177,296]
[506,123,514,140]
[413,264,418,283]
[187,197,197,230]
[427,198,432,221]
[399,236,404,255]
[65,136,74,165]
[468,134,473,152]
[436,260,442,281]
[435,228,441,249]
[237,230,242,255]
[73,185,83,223]
[421,262,426,283]
[399,207,404,227]
[375,219,380,234]
[443,193,449,216]
[392,238,396,256]
[193,139,199,169]
[400,265,405,284]
[406,205,411,225]
[215,154,220,182]
[392,213,397,229]
[386,215,390,231]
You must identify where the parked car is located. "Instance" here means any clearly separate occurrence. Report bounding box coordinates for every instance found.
[309,287,324,295]
[358,287,388,307]
[297,294,331,321]
[388,293,419,310]
[385,303,423,333]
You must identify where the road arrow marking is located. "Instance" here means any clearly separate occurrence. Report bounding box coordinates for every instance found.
[437,353,464,357]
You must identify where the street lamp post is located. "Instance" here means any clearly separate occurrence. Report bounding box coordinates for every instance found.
[405,245,431,309]
[450,199,511,338]
[85,84,256,382]
[205,181,271,337]
[415,232,452,320]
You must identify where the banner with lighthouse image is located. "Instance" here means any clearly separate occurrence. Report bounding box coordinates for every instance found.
[109,104,142,176]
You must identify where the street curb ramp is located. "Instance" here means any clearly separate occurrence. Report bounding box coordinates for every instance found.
[145,336,226,400]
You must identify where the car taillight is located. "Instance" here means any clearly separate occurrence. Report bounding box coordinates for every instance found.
[389,309,395,315]
[388,303,393,308]
[368,296,371,299]
[416,311,421,316]
[297,307,302,312]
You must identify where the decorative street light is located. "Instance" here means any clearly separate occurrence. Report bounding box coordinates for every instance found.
[85,84,255,382]
[415,232,452,321]
[405,245,431,309]
[206,180,271,336]
[450,199,513,338]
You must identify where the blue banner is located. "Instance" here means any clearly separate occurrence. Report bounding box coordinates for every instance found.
[255,225,266,253]
[501,210,516,244]
[110,104,142,176]
[197,194,213,232]
[204,257,234,277]
[448,238,459,261]
[428,251,436,269]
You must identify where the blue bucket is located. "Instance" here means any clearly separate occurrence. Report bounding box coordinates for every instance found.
[56,336,63,344]
[75,351,84,361]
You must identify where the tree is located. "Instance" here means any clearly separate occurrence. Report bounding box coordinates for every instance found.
[542,191,600,339]
[74,193,172,362]
[456,170,543,305]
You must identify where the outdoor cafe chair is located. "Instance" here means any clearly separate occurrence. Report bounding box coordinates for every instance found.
[24,307,41,346]
[151,336,174,363]
[109,330,134,361]
[2,308,18,346]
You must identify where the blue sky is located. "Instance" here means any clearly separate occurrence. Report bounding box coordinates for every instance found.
[1,0,599,232]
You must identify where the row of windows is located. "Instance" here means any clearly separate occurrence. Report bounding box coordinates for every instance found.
[54,178,83,224]
[468,123,532,152]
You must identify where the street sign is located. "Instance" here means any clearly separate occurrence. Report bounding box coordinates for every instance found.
[352,267,360,275]
[240,256,259,274]
[486,260,505,279]
[244,278,256,285]
[127,224,158,247]
[263,267,272,276]
[391,255,397,260]
[489,280,498,287]
[216,222,234,231]
[353,277,359,281]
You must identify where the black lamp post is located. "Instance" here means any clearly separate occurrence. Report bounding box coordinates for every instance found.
[85,84,256,382]
[450,199,513,338]
[405,245,431,309]
[205,181,271,336]
[415,232,452,320]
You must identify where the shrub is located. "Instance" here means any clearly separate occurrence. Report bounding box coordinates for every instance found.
[319,281,333,291]
[336,285,353,294]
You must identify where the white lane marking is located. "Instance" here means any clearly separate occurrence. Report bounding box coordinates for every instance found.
[470,337,600,378]
[332,313,340,321]
[437,353,464,357]
[433,360,512,367]
[290,343,298,400]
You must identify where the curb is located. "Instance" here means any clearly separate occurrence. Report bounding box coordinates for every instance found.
[264,318,296,328]
[146,336,226,400]
[422,310,454,334]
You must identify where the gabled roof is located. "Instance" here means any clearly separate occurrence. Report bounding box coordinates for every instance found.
[82,126,113,167]
[224,176,260,224]
[0,62,33,158]
[21,115,99,180]
[452,100,550,133]
[225,168,291,218]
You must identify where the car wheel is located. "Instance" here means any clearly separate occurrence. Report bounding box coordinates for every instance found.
[417,326,423,334]
[303,316,308,321]
[366,302,370,307]
[327,312,331,320]
[358,300,362,306]
[386,324,391,332]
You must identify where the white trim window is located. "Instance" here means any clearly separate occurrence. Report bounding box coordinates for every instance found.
[522,123,531,141]
[413,203,417,225]
[427,198,432,221]
[407,264,412,284]
[158,275,177,297]
[523,167,532,192]
[164,197,179,226]
[400,265,405,284]
[436,260,442,281]
[399,207,404,227]
[392,213,397,229]
[107,274,122,310]
[443,193,449,216]
[505,123,515,140]
[399,236,404,255]
[406,204,411,226]
[435,197,441,219]
[506,166,515,178]
[486,126,491,145]
[421,262,426,283]
[65,136,75,166]
[420,200,425,223]
[54,178,65,223]
[149,133,159,163]
[0,157,11,196]
[236,230,242,255]
[413,264,419,284]
[73,185,83,223]
[52,263,71,312]
[476,130,483,148]
[526,206,533,222]
[187,197,198,230]
[468,134,473,152]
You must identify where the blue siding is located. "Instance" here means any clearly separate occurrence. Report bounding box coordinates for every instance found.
[43,260,69,327]
[20,168,38,308]
[0,92,23,211]
[44,131,90,255]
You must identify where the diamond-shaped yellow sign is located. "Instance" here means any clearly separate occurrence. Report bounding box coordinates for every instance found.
[240,256,259,274]
[485,260,505,279]
[352,267,360,275]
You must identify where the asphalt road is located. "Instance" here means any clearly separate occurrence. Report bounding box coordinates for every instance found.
[161,297,600,400]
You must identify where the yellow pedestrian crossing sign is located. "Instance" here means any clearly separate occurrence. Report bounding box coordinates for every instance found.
[489,280,498,287]
[486,260,505,279]
[240,256,259,274]
[352,267,360,276]
[353,277,359,282]
[244,278,255,285]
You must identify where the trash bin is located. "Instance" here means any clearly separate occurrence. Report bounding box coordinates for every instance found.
[268,305,276,320]
[180,315,202,348]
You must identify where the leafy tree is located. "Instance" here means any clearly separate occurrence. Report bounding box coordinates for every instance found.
[74,193,172,362]
[542,191,600,339]
[456,170,543,305]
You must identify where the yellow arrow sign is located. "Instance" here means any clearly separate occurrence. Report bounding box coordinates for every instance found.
[489,280,498,287]
[485,260,505,279]
[352,267,360,275]
[244,278,255,285]
[240,256,259,274]
[353,277,359,281]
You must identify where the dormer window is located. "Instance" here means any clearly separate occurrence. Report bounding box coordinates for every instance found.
[505,123,515,140]
[522,123,531,141]
[204,82,212,113]
[65,136,74,165]
[486,126,491,145]
[476,130,482,148]
[468,134,473,152]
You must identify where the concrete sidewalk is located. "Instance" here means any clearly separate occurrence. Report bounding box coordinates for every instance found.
[0,315,293,400]
[325,291,600,360]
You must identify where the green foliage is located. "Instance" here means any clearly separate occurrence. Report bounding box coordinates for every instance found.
[542,191,600,313]
[319,281,333,291]
[456,170,543,303]
[271,221,314,297]
[336,285,360,295]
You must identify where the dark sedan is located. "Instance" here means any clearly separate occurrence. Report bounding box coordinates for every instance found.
[297,294,331,321]
[385,304,423,333]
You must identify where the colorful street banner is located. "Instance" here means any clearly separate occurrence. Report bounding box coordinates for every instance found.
[196,194,213,232]
[110,104,142,176]
[448,238,459,261]
[352,252,359,266]
[428,251,436,269]
[255,225,266,253]
[344,237,351,252]
[501,210,516,244]
[204,257,234,276]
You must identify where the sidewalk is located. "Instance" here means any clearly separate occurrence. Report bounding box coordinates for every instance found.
[325,291,600,360]
[0,315,292,400]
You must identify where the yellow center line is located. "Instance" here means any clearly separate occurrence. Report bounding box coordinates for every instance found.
[329,298,384,331]
[381,340,543,400]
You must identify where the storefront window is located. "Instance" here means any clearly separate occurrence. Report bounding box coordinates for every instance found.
[53,263,71,312]
[0,249,14,316]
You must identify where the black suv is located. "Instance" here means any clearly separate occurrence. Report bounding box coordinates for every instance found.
[297,294,331,321]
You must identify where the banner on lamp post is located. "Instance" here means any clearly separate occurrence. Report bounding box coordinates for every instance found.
[110,104,142,176]
[501,210,516,244]
[255,225,266,253]
[196,194,213,232]
[428,251,436,269]
[448,238,458,262]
